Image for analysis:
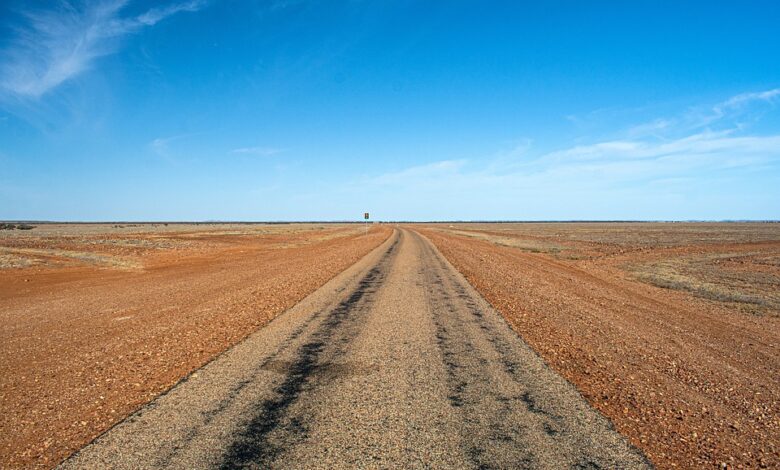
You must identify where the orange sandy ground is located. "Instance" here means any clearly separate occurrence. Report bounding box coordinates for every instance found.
[0,225,391,468]
[421,225,779,469]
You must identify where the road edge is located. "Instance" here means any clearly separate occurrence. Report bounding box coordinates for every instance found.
[411,227,655,468]
[57,228,399,468]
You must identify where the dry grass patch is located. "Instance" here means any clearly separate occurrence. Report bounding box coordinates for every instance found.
[0,247,142,270]
[439,228,567,254]
[629,253,780,316]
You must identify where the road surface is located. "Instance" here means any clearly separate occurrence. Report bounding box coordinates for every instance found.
[60,229,649,469]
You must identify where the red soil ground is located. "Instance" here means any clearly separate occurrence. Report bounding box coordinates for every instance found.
[421,225,779,469]
[0,225,391,468]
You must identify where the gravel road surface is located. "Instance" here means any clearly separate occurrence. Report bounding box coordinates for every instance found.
[60,228,649,469]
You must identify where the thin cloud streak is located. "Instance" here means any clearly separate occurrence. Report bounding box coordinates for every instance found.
[231,147,287,156]
[690,87,780,131]
[0,0,206,99]
[149,133,193,158]
[595,88,780,141]
[718,88,780,111]
[353,90,780,209]
[365,133,780,190]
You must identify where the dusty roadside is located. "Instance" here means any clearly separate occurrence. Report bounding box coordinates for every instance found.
[420,226,779,469]
[0,224,391,469]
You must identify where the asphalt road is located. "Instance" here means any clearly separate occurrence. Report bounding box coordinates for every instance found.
[60,229,649,469]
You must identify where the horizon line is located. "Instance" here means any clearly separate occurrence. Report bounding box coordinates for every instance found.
[2,219,779,224]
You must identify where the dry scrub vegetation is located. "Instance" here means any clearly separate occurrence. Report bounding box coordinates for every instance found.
[630,253,779,315]
[447,222,780,316]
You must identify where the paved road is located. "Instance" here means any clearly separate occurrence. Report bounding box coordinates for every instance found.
[61,229,649,469]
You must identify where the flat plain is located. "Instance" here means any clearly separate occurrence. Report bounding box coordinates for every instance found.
[420,222,779,469]
[59,229,649,469]
[2,222,778,469]
[0,223,391,468]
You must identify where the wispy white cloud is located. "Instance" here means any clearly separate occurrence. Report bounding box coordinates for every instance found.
[231,147,287,156]
[365,159,466,187]
[0,0,206,99]
[150,137,172,157]
[717,88,780,112]
[538,129,780,165]
[578,88,780,141]
[695,88,780,128]
[149,134,193,158]
[364,131,780,192]
[345,90,780,219]
[626,118,673,138]
[133,0,206,26]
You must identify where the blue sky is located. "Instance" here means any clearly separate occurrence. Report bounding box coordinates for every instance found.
[1,1,779,221]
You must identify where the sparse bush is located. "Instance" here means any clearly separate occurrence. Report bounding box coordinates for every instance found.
[0,223,35,230]
[637,272,770,307]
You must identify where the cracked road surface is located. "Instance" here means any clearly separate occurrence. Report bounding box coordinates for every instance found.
[60,229,649,469]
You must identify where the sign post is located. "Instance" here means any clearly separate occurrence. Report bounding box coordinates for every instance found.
[363,212,369,235]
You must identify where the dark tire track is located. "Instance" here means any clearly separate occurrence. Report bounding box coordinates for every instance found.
[220,237,399,468]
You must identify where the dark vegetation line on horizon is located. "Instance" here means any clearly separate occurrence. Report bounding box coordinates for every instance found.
[1,220,779,225]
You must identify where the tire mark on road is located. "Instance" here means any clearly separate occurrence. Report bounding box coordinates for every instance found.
[416,234,531,468]
[218,235,400,468]
[413,229,650,469]
[152,309,325,467]
[415,230,594,468]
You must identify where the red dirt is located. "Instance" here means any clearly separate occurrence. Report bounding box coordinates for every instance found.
[0,225,391,469]
[421,225,779,469]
